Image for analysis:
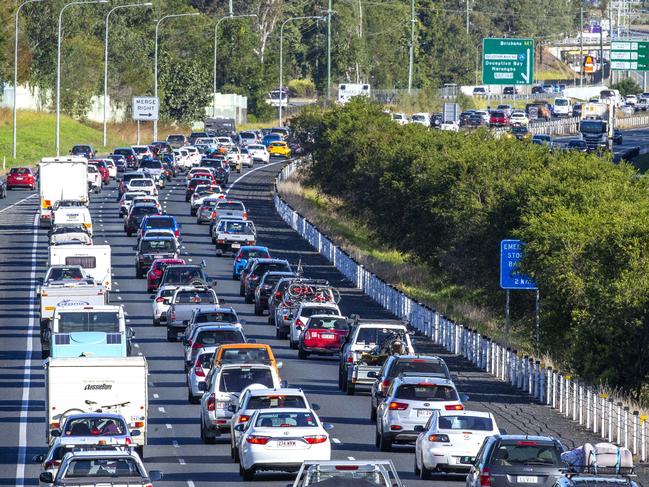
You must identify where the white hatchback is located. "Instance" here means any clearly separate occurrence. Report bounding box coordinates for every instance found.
[152,285,178,326]
[126,178,157,196]
[237,408,332,480]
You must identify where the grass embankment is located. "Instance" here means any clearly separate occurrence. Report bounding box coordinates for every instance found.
[277,175,530,350]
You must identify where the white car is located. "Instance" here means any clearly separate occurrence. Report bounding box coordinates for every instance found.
[126,178,157,196]
[440,120,459,132]
[185,146,202,166]
[289,302,342,349]
[475,110,489,122]
[187,345,218,404]
[152,285,178,326]
[103,159,117,179]
[131,144,153,161]
[391,113,408,125]
[625,94,638,105]
[187,167,215,184]
[86,165,102,193]
[119,191,147,217]
[217,136,235,149]
[50,232,92,246]
[509,110,529,125]
[195,137,217,147]
[230,387,312,461]
[173,149,191,170]
[411,113,431,126]
[131,195,161,213]
[247,144,270,164]
[415,409,499,479]
[190,185,223,215]
[240,148,253,167]
[237,408,332,480]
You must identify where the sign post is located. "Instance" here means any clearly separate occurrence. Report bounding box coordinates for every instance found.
[499,239,539,351]
[610,41,649,71]
[482,38,535,85]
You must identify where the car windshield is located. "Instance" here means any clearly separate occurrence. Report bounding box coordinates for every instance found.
[72,146,90,154]
[139,160,162,169]
[64,417,127,436]
[63,458,143,478]
[47,267,84,280]
[141,239,175,253]
[195,329,244,347]
[490,442,561,466]
[395,384,458,401]
[219,368,274,392]
[145,218,173,229]
[254,412,317,428]
[438,415,493,431]
[248,145,265,150]
[390,360,448,378]
[195,312,237,323]
[491,111,505,117]
[114,149,133,156]
[175,290,216,304]
[412,115,426,121]
[254,262,291,276]
[57,312,120,333]
[555,99,569,106]
[308,317,348,331]
[164,267,204,284]
[10,167,30,175]
[241,248,270,259]
[580,121,604,133]
[218,221,253,234]
[355,328,403,346]
[132,147,149,154]
[220,348,270,364]
[248,395,307,409]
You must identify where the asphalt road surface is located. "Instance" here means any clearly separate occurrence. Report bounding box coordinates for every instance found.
[0,156,646,486]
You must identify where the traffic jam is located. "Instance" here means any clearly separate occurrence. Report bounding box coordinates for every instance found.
[19,126,634,487]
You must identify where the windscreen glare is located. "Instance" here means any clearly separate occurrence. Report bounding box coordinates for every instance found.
[58,312,120,333]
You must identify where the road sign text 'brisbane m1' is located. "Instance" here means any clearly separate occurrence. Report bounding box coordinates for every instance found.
[482,38,535,85]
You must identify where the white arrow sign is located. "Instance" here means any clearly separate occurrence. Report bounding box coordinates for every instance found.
[521,48,531,83]
[132,96,159,121]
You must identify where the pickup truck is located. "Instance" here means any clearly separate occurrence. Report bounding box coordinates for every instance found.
[166,286,220,342]
[208,200,248,229]
[134,235,180,278]
[211,218,256,255]
[338,319,415,395]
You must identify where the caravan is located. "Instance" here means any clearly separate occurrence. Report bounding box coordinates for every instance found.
[49,245,112,291]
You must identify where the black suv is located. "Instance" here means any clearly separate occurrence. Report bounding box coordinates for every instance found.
[253,271,296,316]
[113,147,138,169]
[241,259,292,303]
[159,264,215,288]
[70,144,95,158]
[124,204,160,236]
[135,236,180,278]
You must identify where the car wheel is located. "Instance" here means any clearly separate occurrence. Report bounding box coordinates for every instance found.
[414,452,421,476]
[239,284,245,297]
[419,454,432,480]
[166,330,177,342]
[231,445,239,463]
[298,346,308,359]
[289,338,297,349]
[370,405,377,422]
[244,293,253,304]
[136,267,143,279]
[254,304,262,316]
[346,381,355,395]
[188,391,199,404]
[232,274,238,280]
[153,318,159,327]
[126,230,132,237]
[241,466,254,481]
[379,431,392,452]
[375,429,381,448]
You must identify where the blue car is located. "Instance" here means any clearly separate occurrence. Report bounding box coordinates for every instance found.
[138,214,181,240]
[262,134,282,147]
[233,245,271,279]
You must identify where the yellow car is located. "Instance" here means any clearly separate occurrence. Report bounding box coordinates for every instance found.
[267,141,291,158]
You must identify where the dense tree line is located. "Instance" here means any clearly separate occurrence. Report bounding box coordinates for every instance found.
[292,99,649,399]
[0,0,579,121]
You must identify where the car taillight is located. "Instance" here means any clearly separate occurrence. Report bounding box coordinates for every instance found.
[175,229,179,237]
[125,437,132,445]
[155,297,166,302]
[388,401,408,411]
[217,239,225,244]
[237,415,250,423]
[50,422,60,429]
[516,440,538,446]
[346,356,354,363]
[303,435,328,444]
[444,404,464,411]
[170,310,176,321]
[249,274,259,281]
[246,435,271,445]
[295,319,304,330]
[133,421,145,428]
[192,342,203,349]
[43,460,61,469]
[480,467,491,486]
[207,394,216,411]
[247,241,255,245]
[243,212,248,219]
[380,379,392,392]
[427,434,450,442]
[194,359,205,377]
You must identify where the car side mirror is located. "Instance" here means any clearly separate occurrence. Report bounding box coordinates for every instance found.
[50,428,61,437]
[414,425,425,432]
[276,361,283,369]
[323,423,334,431]
[311,403,320,411]
[130,429,141,437]
[43,329,52,342]
[127,328,135,339]
[32,454,45,463]
[198,382,207,391]
[248,338,256,344]
[150,295,155,299]
[460,393,470,403]
[149,471,163,481]
[500,428,507,435]
[211,280,218,288]
[201,259,207,268]
[234,424,246,432]
[281,380,288,388]
[367,371,377,378]
[227,404,237,413]
[39,472,54,484]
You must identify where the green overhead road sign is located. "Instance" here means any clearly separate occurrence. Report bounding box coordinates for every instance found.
[482,38,534,85]
[610,41,649,71]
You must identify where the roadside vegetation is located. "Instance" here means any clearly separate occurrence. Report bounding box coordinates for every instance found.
[291,99,649,400]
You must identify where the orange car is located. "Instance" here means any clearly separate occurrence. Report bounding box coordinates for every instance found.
[210,343,282,376]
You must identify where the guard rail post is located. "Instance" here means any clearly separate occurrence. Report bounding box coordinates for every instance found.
[601,395,607,439]
[500,346,507,381]
[551,369,557,408]
[593,390,598,434]
[504,348,511,383]
[539,363,546,403]
[616,402,622,445]
[608,399,614,442]
[564,375,570,417]
[434,313,440,344]
[578,383,583,425]
[546,367,553,406]
[559,374,564,413]
[633,411,639,455]
[624,406,629,449]
[642,415,648,462]
[528,358,534,396]
[572,379,577,421]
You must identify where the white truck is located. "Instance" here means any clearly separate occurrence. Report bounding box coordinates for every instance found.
[553,97,572,117]
[49,245,112,291]
[44,356,148,450]
[337,83,371,104]
[39,157,88,227]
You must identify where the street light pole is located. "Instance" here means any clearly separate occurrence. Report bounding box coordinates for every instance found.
[154,12,200,142]
[407,0,415,93]
[103,2,152,148]
[56,0,108,157]
[327,0,332,99]
[213,13,257,118]
[13,0,43,159]
[279,16,323,127]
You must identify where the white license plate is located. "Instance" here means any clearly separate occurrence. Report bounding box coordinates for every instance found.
[416,409,433,418]
[231,243,241,248]
[277,440,296,448]
[154,255,164,259]
[321,333,335,339]
[517,476,538,483]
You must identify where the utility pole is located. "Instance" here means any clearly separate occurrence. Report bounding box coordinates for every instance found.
[407,0,415,94]
[466,0,470,34]
[599,14,604,85]
[228,0,233,16]
[356,0,362,83]
[580,5,584,87]
[609,0,613,85]
[327,0,332,99]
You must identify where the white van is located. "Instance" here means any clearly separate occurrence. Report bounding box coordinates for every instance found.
[39,157,88,227]
[53,206,93,237]
[49,245,112,291]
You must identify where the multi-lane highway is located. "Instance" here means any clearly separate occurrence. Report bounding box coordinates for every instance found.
[0,156,644,486]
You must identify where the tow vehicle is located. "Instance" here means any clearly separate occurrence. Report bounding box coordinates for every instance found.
[293,460,404,487]
[39,157,88,227]
[48,245,112,291]
[211,218,257,255]
[165,285,220,341]
[134,236,180,278]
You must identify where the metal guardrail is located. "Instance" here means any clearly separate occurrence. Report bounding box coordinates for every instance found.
[275,159,649,461]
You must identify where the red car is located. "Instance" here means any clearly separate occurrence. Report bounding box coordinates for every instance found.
[489,110,509,127]
[298,315,349,359]
[89,160,110,185]
[6,167,36,190]
[147,258,186,292]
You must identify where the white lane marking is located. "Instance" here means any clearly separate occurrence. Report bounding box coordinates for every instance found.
[166,423,173,429]
[347,456,356,460]
[332,438,341,444]
[0,193,37,214]
[187,481,195,487]
[15,212,39,486]
[178,458,186,465]
[188,258,193,262]
[153,393,159,399]
[225,160,284,194]
[158,407,166,413]
[117,296,122,300]
[104,240,108,243]
[137,352,142,356]
[134,343,140,348]
[172,440,179,448]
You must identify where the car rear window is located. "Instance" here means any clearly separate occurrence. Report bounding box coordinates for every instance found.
[195,329,244,347]
[195,312,237,324]
[255,412,317,428]
[247,395,307,409]
[301,307,338,318]
[390,359,449,378]
[164,267,203,283]
[219,368,274,392]
[308,317,348,331]
[139,160,162,169]
[140,239,175,253]
[355,328,403,346]
[254,262,291,276]
[438,415,493,431]
[489,441,561,466]
[220,348,270,364]
[175,291,216,304]
[63,458,144,478]
[217,201,245,210]
[132,206,159,216]
[241,249,270,259]
[395,384,458,401]
[145,217,174,229]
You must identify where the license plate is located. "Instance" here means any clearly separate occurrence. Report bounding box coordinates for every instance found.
[321,333,335,339]
[416,409,433,418]
[154,255,164,259]
[517,476,538,483]
[231,243,240,248]
[16,177,23,180]
[277,440,296,448]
